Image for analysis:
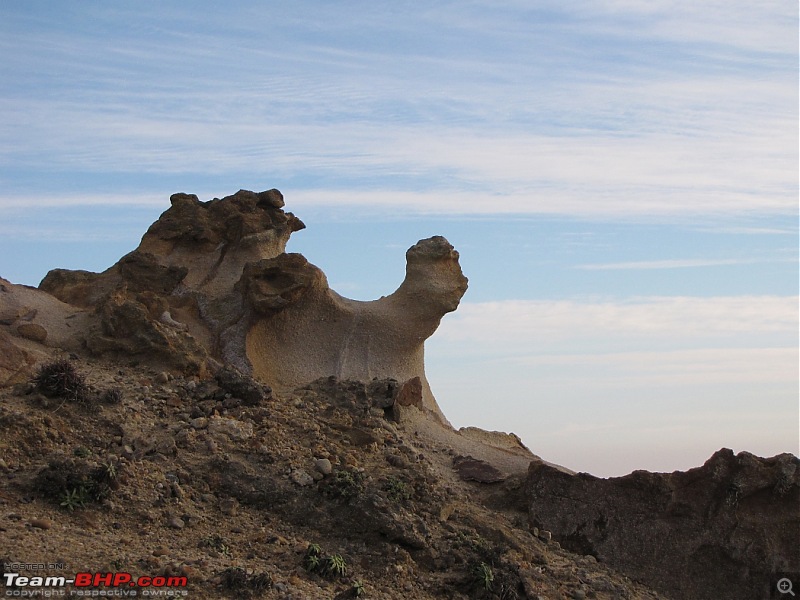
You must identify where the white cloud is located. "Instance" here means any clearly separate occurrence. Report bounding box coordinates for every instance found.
[433,296,798,353]
[427,294,798,475]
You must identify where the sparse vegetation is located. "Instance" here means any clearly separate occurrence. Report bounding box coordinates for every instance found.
[217,566,272,596]
[102,387,123,404]
[60,486,89,511]
[203,534,231,557]
[323,553,348,579]
[34,456,123,510]
[322,468,365,501]
[304,543,323,572]
[33,359,90,403]
[304,544,349,581]
[385,475,412,503]
[473,561,494,592]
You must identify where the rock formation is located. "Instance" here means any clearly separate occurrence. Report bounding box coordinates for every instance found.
[527,448,800,600]
[18,189,466,423]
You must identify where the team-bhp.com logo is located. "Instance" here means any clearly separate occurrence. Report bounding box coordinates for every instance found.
[3,572,188,597]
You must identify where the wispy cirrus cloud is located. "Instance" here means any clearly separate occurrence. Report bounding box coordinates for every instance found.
[0,1,795,220]
[576,257,795,270]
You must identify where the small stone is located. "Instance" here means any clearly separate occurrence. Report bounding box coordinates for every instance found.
[396,376,422,407]
[179,565,199,580]
[314,458,333,476]
[570,589,586,599]
[208,416,253,440]
[17,323,48,343]
[290,469,315,487]
[155,372,170,385]
[30,518,53,530]
[168,516,185,529]
[438,504,456,522]
[219,498,238,516]
[171,482,185,500]
[538,530,552,542]
[153,548,169,557]
[190,417,208,429]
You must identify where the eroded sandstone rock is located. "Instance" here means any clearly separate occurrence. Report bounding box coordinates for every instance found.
[242,237,467,423]
[5,189,466,424]
[0,329,36,386]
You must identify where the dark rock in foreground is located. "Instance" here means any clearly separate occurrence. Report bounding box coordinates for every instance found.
[527,448,800,600]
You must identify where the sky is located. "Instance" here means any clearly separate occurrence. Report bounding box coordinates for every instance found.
[0,1,797,476]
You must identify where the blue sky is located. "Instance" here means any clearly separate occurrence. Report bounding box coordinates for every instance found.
[0,1,797,476]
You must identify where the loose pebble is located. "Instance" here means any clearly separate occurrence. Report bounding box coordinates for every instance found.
[30,518,53,530]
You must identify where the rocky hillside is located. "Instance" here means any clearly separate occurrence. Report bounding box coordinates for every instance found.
[1,355,669,600]
[1,189,796,599]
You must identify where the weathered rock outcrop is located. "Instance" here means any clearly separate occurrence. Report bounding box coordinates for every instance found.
[527,448,800,600]
[242,236,467,424]
[16,189,466,423]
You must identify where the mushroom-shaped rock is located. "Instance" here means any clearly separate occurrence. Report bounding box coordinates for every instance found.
[243,236,468,424]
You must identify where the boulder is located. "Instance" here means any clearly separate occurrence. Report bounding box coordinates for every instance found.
[0,330,35,386]
[452,455,507,483]
[16,322,48,343]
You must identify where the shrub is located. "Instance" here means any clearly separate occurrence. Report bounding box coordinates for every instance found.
[218,566,272,596]
[385,476,412,503]
[322,469,364,501]
[35,457,122,510]
[34,359,90,403]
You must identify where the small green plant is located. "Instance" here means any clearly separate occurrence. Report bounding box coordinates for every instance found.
[73,446,91,458]
[60,487,89,511]
[203,534,231,557]
[110,558,125,571]
[323,554,347,579]
[385,476,412,503]
[36,456,123,510]
[102,461,117,481]
[304,545,349,581]
[33,359,90,403]
[304,543,323,572]
[323,469,365,501]
[352,580,365,597]
[473,562,494,592]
